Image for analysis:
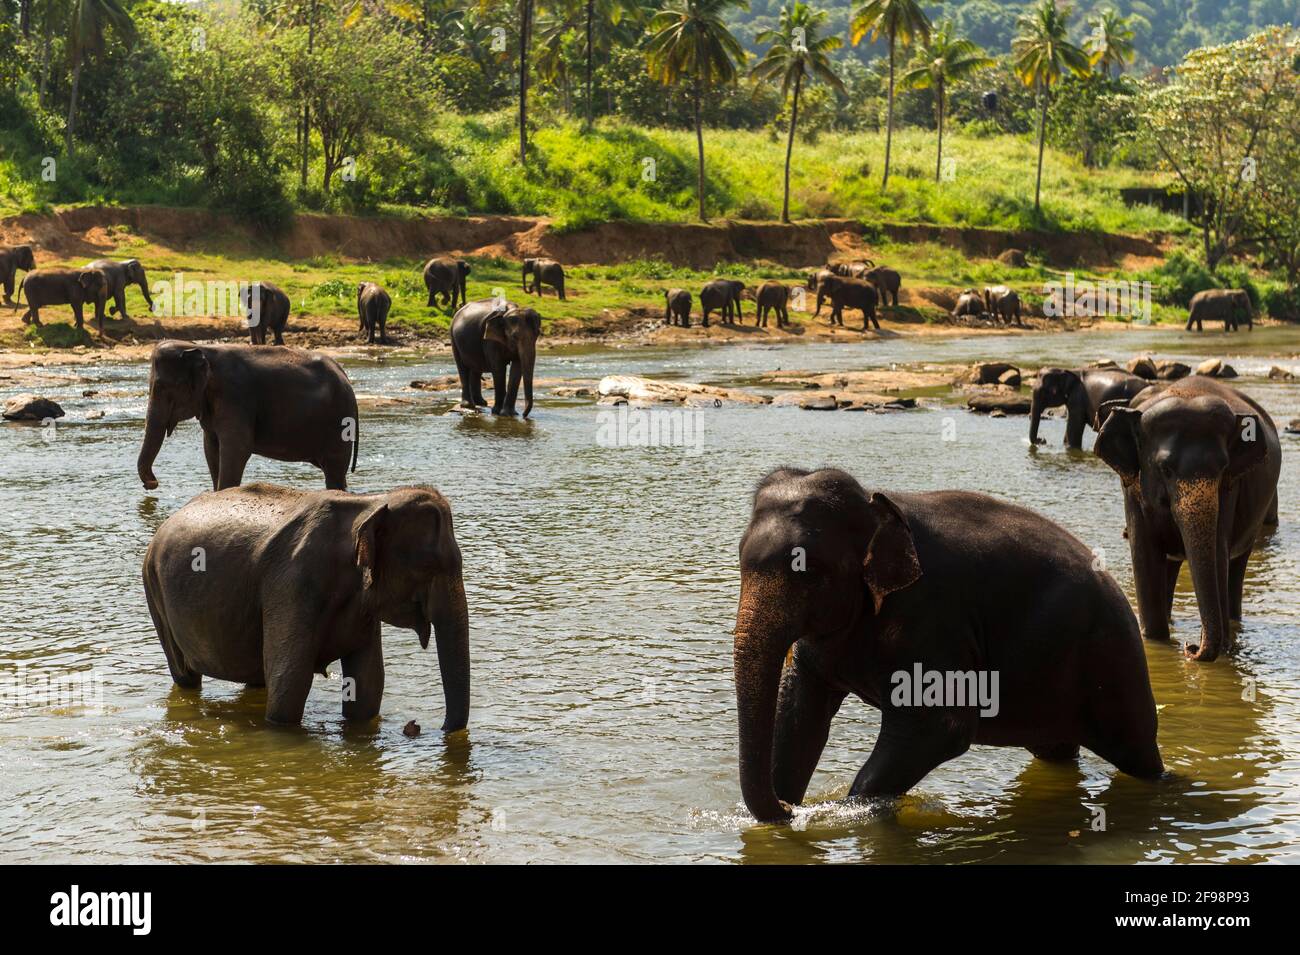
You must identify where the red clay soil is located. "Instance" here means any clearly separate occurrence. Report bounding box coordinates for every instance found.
[1,206,1167,270]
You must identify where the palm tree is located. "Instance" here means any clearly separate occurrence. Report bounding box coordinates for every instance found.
[1085,8,1136,78]
[850,0,930,191]
[900,21,993,183]
[752,3,844,222]
[1012,0,1090,214]
[66,0,136,152]
[520,0,535,164]
[645,0,747,222]
[582,0,639,129]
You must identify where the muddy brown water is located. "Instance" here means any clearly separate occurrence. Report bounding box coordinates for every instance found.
[1,328,1298,863]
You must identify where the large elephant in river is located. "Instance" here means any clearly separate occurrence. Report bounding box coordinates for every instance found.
[18,267,108,334]
[1029,367,1152,449]
[137,341,359,491]
[1095,377,1281,662]
[424,256,470,311]
[733,467,1162,823]
[1,244,36,305]
[142,483,469,729]
[86,258,153,320]
[451,298,542,417]
[1186,288,1252,332]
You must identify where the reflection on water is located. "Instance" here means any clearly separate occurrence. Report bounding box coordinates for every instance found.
[1,328,1298,863]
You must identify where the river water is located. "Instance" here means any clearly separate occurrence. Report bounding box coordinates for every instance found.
[2,327,1297,863]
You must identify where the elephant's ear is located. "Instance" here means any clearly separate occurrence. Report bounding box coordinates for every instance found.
[1095,406,1143,485]
[1229,413,1268,479]
[861,492,922,614]
[483,309,509,345]
[527,310,542,337]
[353,504,388,594]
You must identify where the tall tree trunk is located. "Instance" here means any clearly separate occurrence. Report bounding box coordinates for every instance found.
[882,32,895,190]
[65,56,82,152]
[934,77,944,183]
[520,0,532,165]
[585,0,594,130]
[1034,80,1047,214]
[19,0,30,37]
[694,72,706,222]
[782,73,802,223]
[38,17,51,109]
[301,0,318,193]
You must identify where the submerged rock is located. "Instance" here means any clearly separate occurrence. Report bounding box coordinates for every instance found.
[1267,365,1295,380]
[967,391,1032,415]
[1195,358,1238,378]
[1126,356,1158,379]
[2,394,65,421]
[1155,360,1191,380]
[596,375,768,407]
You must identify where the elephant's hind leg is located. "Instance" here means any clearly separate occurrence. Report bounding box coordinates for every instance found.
[341,635,384,722]
[1228,551,1250,622]
[848,710,972,801]
[144,574,200,689]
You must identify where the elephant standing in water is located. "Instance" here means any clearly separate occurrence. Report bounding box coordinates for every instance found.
[1029,367,1152,449]
[451,299,542,417]
[137,341,359,491]
[0,244,36,304]
[424,256,470,311]
[1186,288,1253,332]
[1096,377,1281,662]
[86,258,153,320]
[142,483,470,729]
[734,467,1162,823]
[18,267,108,334]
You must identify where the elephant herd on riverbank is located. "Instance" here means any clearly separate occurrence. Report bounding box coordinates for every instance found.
[1,240,1287,826]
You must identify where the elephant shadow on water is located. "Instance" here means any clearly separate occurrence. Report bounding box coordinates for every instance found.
[451,410,538,439]
[130,685,480,860]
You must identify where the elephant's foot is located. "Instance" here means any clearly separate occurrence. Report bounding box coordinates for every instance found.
[493,408,518,418]
[1028,742,1080,763]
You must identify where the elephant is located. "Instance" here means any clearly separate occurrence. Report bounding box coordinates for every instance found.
[86,258,153,320]
[864,266,901,308]
[710,278,745,321]
[755,282,790,328]
[1186,288,1253,332]
[700,279,737,326]
[1029,367,1153,449]
[983,285,1023,326]
[664,288,691,327]
[0,244,36,305]
[830,260,873,278]
[142,483,469,729]
[450,298,542,417]
[827,277,879,330]
[357,282,392,344]
[424,256,470,311]
[245,281,291,345]
[1095,377,1282,662]
[810,269,838,315]
[523,258,566,300]
[953,289,985,320]
[18,267,109,335]
[137,341,359,492]
[733,467,1163,823]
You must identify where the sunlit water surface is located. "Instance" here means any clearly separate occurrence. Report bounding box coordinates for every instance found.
[2,327,1298,863]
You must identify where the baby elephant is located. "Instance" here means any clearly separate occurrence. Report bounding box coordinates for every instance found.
[664,288,691,327]
[357,282,392,344]
[523,258,566,300]
[735,467,1162,823]
[245,281,291,345]
[1,244,36,305]
[143,483,470,728]
[19,267,109,335]
[755,282,790,328]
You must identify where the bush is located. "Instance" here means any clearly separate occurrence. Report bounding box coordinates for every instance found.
[1140,251,1220,307]
[1263,285,1300,322]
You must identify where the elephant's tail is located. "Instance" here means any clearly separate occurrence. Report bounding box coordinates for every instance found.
[351,417,359,473]
[14,278,23,306]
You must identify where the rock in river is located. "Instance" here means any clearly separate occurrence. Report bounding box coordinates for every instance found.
[2,394,65,422]
[967,391,1032,415]
[597,375,768,407]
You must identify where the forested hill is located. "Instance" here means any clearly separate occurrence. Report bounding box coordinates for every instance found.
[732,1,1300,66]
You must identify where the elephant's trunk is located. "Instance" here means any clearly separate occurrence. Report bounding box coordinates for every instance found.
[138,276,154,311]
[521,343,536,418]
[137,398,169,490]
[428,573,470,732]
[1172,479,1226,662]
[1028,387,1048,444]
[734,573,798,823]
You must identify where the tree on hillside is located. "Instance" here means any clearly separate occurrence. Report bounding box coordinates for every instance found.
[645,0,747,222]
[900,20,993,183]
[752,3,843,223]
[1012,0,1090,215]
[520,0,536,164]
[850,0,930,191]
[65,0,136,151]
[1085,8,1136,77]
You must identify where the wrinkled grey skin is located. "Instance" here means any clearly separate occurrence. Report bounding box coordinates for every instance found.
[245,281,291,345]
[827,277,878,330]
[137,341,359,492]
[86,258,153,320]
[1029,367,1152,449]
[830,260,873,278]
[953,289,984,319]
[983,285,1023,326]
[142,483,470,729]
[357,282,392,344]
[700,279,736,326]
[18,267,108,334]
[1186,288,1253,332]
[450,298,542,417]
[664,288,691,327]
[523,258,566,300]
[865,266,901,307]
[1096,377,1281,662]
[0,244,36,305]
[720,279,746,320]
[811,269,837,315]
[424,256,470,311]
[755,282,790,327]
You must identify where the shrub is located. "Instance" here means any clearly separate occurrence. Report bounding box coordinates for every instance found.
[1263,285,1300,322]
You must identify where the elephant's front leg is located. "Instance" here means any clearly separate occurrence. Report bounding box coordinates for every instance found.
[114,289,128,319]
[848,708,972,801]
[202,430,221,490]
[772,648,846,806]
[504,361,522,413]
[341,633,384,722]
[216,427,253,490]
[489,363,509,415]
[262,623,319,725]
[1125,493,1172,642]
